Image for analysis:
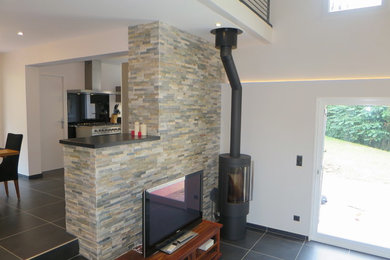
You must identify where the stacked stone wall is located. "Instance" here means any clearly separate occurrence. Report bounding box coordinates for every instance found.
[64,21,223,260]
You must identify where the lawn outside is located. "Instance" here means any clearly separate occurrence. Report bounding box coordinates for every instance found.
[318,136,390,249]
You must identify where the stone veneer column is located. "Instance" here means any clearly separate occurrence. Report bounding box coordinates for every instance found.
[128,22,160,136]
[128,21,223,220]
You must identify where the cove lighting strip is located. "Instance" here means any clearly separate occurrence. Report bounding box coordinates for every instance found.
[241,76,390,84]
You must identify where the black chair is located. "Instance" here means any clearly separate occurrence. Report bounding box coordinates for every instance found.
[0,133,23,200]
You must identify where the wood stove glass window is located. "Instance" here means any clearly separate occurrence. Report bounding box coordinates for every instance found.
[227,165,251,203]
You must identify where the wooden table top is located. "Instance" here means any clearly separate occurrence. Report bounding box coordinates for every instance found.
[0,149,19,157]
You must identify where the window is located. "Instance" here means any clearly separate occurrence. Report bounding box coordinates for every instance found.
[329,0,382,12]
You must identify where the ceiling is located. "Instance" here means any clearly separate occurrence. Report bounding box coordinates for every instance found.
[0,0,259,53]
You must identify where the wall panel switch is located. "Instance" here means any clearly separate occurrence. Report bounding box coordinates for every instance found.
[296,155,303,166]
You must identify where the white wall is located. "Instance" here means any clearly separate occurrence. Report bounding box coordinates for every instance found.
[221,79,390,236]
[218,0,390,236]
[0,53,3,147]
[235,0,390,81]
[1,27,128,176]
[101,62,122,115]
[101,62,121,91]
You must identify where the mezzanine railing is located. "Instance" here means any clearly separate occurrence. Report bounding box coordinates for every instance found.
[239,0,272,26]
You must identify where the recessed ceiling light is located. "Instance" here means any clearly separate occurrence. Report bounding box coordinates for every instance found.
[17,31,24,36]
[215,22,222,27]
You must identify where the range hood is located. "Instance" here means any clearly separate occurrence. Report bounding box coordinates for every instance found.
[67,60,118,95]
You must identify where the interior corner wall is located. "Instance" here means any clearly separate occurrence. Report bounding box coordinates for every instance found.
[220,79,390,236]
[234,0,390,81]
[1,27,127,176]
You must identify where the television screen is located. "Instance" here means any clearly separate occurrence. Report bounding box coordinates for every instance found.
[143,171,203,257]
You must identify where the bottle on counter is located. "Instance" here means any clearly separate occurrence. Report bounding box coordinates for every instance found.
[141,123,147,136]
[134,122,140,133]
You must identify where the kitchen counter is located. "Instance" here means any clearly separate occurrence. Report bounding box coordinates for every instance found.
[59,133,160,148]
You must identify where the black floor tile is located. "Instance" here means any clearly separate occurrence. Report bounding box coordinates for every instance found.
[222,229,265,249]
[0,183,22,200]
[267,230,306,242]
[0,213,46,239]
[26,200,65,222]
[4,170,389,260]
[29,179,64,191]
[18,177,43,188]
[243,251,281,260]
[52,217,66,229]
[1,189,61,211]
[252,233,303,260]
[42,168,64,179]
[0,202,21,220]
[0,246,20,260]
[220,242,248,260]
[349,250,389,260]
[44,187,65,198]
[31,239,78,260]
[0,223,76,259]
[297,241,349,260]
[69,255,88,260]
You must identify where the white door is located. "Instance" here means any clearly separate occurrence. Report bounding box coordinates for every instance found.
[39,75,65,171]
[311,98,390,259]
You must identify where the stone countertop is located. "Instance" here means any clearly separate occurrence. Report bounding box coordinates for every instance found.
[59,134,160,148]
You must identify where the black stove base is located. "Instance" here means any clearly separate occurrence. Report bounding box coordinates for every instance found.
[220,215,247,240]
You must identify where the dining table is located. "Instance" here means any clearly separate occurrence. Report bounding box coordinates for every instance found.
[0,148,19,157]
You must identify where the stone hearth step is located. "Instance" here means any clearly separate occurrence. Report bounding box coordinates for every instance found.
[29,239,79,260]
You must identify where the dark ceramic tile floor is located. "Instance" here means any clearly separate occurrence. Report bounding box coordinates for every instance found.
[220,229,388,260]
[2,169,386,260]
[0,169,86,260]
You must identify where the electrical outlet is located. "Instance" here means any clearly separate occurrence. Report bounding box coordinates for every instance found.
[296,155,303,166]
[293,215,300,222]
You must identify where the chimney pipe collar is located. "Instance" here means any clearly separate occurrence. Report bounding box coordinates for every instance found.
[210,27,243,49]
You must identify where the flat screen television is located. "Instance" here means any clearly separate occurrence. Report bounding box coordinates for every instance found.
[143,171,203,257]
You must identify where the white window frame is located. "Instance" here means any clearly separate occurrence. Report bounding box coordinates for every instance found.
[328,0,383,13]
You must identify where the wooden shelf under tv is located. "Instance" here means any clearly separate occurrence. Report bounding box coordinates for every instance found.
[116,220,222,260]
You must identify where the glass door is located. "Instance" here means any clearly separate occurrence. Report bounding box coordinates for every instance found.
[311,99,390,259]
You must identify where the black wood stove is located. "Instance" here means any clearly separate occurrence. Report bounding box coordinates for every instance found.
[211,28,253,240]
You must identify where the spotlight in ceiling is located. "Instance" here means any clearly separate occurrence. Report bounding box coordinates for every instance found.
[215,22,222,27]
[17,31,24,36]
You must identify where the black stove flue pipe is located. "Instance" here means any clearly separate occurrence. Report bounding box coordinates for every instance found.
[212,28,252,241]
[211,28,243,158]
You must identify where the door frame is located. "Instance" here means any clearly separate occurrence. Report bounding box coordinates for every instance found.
[310,97,390,258]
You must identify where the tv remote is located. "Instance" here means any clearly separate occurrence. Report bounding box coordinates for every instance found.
[166,244,176,254]
[177,232,196,243]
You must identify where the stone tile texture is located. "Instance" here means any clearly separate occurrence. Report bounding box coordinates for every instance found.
[64,21,223,260]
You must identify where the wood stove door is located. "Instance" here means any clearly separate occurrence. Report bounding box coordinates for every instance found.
[227,165,251,203]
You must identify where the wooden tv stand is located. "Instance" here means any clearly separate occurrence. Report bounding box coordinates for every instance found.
[116,220,222,260]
